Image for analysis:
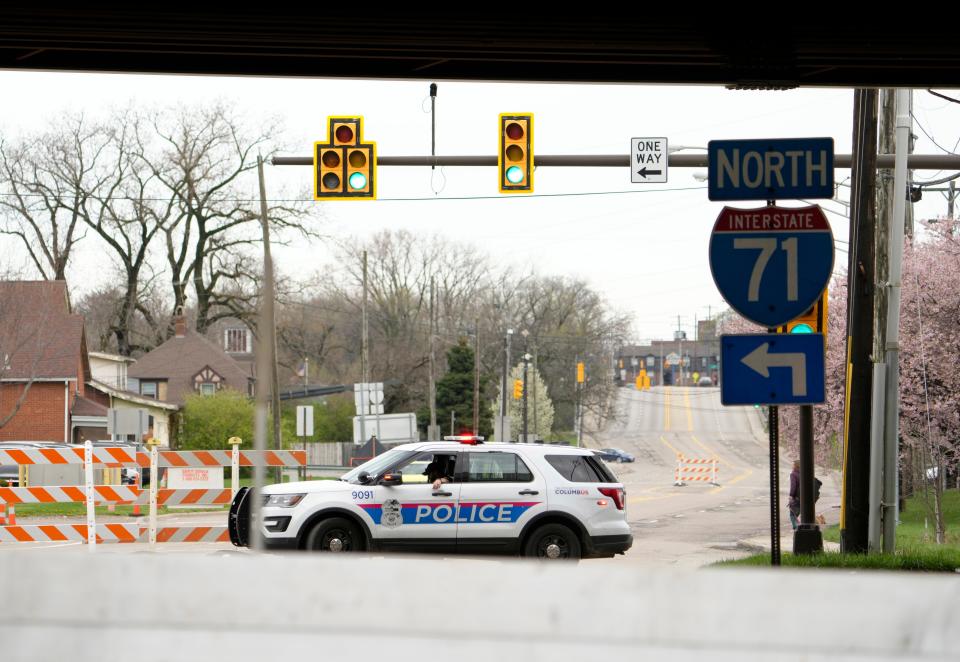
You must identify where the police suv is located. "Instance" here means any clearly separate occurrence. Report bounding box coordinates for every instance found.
[229,437,632,560]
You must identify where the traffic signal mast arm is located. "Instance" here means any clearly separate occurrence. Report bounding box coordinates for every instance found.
[285,154,960,168]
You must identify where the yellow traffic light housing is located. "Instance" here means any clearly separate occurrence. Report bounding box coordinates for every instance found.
[513,379,523,400]
[499,113,533,194]
[782,290,828,335]
[314,116,376,200]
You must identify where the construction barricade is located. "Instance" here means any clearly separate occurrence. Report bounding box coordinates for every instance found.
[0,441,305,546]
[673,454,720,487]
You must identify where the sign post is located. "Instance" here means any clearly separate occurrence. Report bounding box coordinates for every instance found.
[710,137,835,564]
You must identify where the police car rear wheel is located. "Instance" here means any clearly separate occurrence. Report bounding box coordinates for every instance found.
[524,523,581,560]
[305,517,361,552]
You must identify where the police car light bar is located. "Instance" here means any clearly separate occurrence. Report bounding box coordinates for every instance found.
[444,435,485,445]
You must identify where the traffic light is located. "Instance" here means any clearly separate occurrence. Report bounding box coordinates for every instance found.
[783,290,828,335]
[314,116,376,200]
[499,113,534,194]
[513,379,523,400]
[577,362,585,384]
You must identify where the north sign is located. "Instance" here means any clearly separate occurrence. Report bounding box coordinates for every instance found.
[720,334,825,406]
[709,204,834,328]
[708,138,834,201]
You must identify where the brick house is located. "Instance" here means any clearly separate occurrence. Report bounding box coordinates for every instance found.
[0,281,109,443]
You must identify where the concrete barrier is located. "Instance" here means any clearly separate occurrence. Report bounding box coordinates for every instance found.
[0,551,956,660]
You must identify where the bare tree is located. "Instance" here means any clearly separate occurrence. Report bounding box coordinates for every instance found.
[139,102,310,334]
[0,115,111,280]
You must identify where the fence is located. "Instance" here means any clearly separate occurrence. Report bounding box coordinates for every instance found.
[673,454,720,486]
[0,441,306,546]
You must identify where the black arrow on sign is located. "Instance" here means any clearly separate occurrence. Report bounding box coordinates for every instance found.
[636,168,663,178]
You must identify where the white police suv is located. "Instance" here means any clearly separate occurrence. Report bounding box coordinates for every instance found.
[229,437,632,560]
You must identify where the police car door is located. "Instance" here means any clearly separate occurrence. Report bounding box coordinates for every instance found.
[369,450,461,552]
[456,450,545,553]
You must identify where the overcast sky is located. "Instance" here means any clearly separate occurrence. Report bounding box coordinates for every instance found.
[0,70,955,341]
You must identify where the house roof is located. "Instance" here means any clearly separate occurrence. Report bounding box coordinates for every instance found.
[0,281,87,381]
[128,329,253,405]
[88,380,180,411]
[71,395,108,417]
[89,351,136,364]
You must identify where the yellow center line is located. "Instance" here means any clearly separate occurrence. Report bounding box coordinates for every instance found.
[664,387,671,431]
[659,434,683,458]
[682,386,694,431]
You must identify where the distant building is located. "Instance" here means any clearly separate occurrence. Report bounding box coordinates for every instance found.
[617,320,720,386]
[88,352,135,391]
[127,312,255,407]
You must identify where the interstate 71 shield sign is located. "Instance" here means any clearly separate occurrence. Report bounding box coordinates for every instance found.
[709,205,834,328]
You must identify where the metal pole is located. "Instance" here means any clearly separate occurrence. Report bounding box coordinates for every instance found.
[769,405,781,566]
[795,404,823,553]
[272,153,960,169]
[522,353,529,443]
[882,88,910,553]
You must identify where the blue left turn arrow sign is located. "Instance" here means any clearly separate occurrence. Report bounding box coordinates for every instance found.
[720,334,825,406]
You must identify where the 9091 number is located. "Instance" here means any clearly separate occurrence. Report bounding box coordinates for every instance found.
[352,490,374,500]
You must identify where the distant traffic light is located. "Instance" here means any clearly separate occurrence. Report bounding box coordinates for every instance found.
[513,379,523,400]
[499,113,533,194]
[783,290,828,335]
[314,116,376,200]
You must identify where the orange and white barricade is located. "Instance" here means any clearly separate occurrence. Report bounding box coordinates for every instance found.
[674,454,720,486]
[0,441,306,546]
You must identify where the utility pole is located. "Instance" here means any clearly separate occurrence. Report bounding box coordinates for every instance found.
[841,89,879,554]
[521,329,530,443]
[252,155,276,551]
[360,251,369,452]
[532,344,538,441]
[473,317,480,436]
[428,279,439,441]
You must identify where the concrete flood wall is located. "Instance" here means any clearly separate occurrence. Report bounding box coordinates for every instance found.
[1,551,957,661]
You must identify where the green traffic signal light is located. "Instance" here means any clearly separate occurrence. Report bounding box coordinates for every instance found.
[790,323,814,334]
[349,172,368,190]
[505,166,524,184]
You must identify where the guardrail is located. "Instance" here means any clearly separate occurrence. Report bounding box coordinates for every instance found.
[0,441,306,546]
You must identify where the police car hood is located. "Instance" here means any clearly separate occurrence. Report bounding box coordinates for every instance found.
[265,479,350,495]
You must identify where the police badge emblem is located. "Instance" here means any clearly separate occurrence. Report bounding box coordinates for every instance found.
[381,498,403,528]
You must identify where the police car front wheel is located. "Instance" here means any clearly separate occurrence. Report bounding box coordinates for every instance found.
[305,517,362,552]
[524,523,581,560]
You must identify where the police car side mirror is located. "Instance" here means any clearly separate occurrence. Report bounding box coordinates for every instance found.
[380,473,402,486]
[357,471,370,484]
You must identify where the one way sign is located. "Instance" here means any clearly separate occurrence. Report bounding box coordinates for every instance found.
[631,137,668,184]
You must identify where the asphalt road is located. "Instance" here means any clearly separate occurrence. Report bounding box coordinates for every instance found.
[591,385,841,567]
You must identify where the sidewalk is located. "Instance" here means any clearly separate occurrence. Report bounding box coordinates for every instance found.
[739,533,841,554]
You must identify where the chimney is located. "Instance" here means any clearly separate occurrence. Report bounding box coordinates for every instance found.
[174,307,187,338]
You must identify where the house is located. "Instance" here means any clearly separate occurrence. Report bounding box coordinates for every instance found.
[88,351,135,390]
[0,280,109,443]
[127,313,255,408]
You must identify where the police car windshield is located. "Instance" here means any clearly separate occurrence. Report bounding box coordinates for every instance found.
[341,449,417,484]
